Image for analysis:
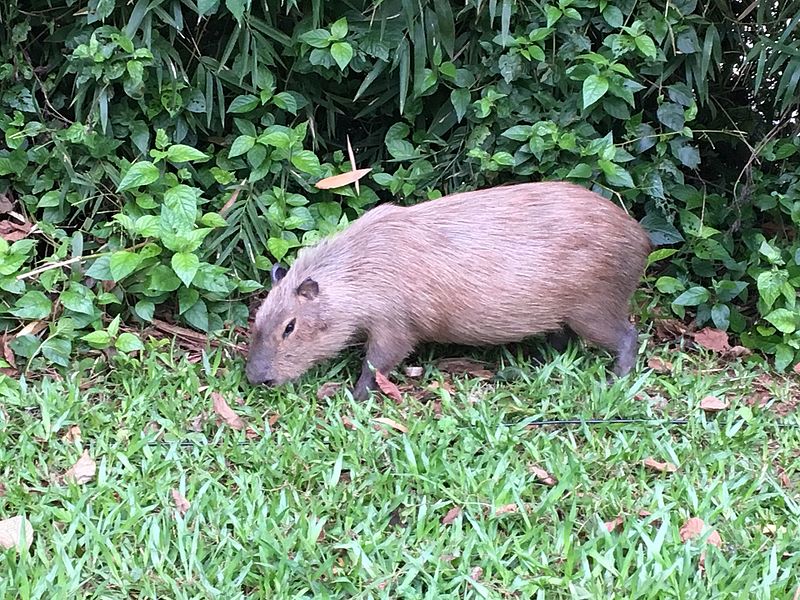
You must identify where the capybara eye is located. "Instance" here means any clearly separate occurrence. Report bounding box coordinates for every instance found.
[282,319,296,338]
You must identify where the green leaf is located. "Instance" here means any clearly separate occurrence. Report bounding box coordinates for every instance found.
[225,0,246,21]
[41,337,71,367]
[582,74,609,108]
[598,159,634,187]
[268,237,290,261]
[672,286,709,306]
[714,280,747,303]
[108,314,121,338]
[757,270,788,309]
[200,212,228,228]
[502,125,533,141]
[117,161,159,191]
[229,135,255,158]
[134,300,155,322]
[272,92,298,115]
[291,150,321,175]
[300,28,332,49]
[566,163,593,178]
[545,5,562,27]
[228,94,260,114]
[81,330,112,349]
[602,5,624,27]
[765,308,796,334]
[60,287,95,315]
[86,256,112,280]
[635,34,657,58]
[172,252,200,287]
[260,130,292,148]
[657,102,685,131]
[197,0,218,15]
[330,18,348,40]
[116,332,144,352]
[450,88,471,122]
[166,144,209,163]
[183,298,209,332]
[774,344,795,371]
[711,303,730,330]
[10,291,52,319]
[656,276,685,294]
[148,264,182,292]
[163,184,199,231]
[109,251,143,281]
[330,42,354,70]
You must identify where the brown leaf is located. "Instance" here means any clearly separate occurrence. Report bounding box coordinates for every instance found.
[777,466,792,489]
[441,506,462,525]
[341,415,356,430]
[605,515,625,533]
[436,358,494,379]
[470,566,483,581]
[219,181,245,215]
[268,413,280,427]
[314,168,372,190]
[794,362,800,375]
[0,219,32,242]
[647,356,673,373]
[188,413,206,432]
[699,395,728,412]
[372,417,408,434]
[654,318,689,342]
[62,425,82,443]
[494,503,519,516]
[0,334,16,368]
[317,381,343,400]
[375,370,403,403]
[643,457,678,473]
[0,515,34,551]
[0,482,5,497]
[529,464,557,486]
[171,489,190,515]
[64,449,96,484]
[0,193,14,214]
[404,366,424,378]
[679,517,722,548]
[212,391,245,430]
[693,328,730,354]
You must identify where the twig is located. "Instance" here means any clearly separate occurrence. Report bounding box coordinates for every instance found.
[16,242,148,281]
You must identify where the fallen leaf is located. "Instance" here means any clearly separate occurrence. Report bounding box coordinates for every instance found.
[62,425,81,443]
[693,328,730,354]
[0,515,33,551]
[219,180,245,215]
[314,168,372,190]
[654,318,689,342]
[494,503,519,516]
[762,523,777,536]
[794,362,800,375]
[317,381,343,400]
[188,413,206,432]
[0,219,32,242]
[375,370,403,403]
[529,464,557,486]
[470,566,483,581]
[404,366,424,378]
[441,506,462,525]
[268,413,280,427]
[643,457,678,473]
[64,449,96,484]
[0,193,14,213]
[372,417,408,434]
[211,391,245,430]
[0,482,5,497]
[436,357,494,379]
[341,415,356,430]
[605,515,625,532]
[0,333,16,368]
[699,395,728,412]
[440,553,457,562]
[171,489,190,515]
[647,356,673,373]
[680,517,722,547]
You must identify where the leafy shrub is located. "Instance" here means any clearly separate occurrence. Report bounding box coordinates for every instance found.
[1,0,799,372]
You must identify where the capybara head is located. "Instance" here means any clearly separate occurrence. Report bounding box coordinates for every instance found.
[245,263,334,387]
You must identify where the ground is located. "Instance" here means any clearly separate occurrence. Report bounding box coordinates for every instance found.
[0,333,798,599]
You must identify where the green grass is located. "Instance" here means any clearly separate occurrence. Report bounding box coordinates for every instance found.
[1,337,799,599]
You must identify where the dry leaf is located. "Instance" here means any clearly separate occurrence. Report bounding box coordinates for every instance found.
[654,318,689,342]
[341,415,356,430]
[171,489,190,515]
[62,425,82,443]
[0,219,32,243]
[375,370,403,403]
[314,168,372,190]
[268,413,280,427]
[794,362,800,375]
[0,333,16,368]
[0,515,33,551]
[188,413,206,432]
[529,464,557,486]
[64,449,96,484]
[436,358,495,379]
[647,356,673,373]
[693,328,730,354]
[219,181,245,215]
[441,506,462,525]
[372,417,408,434]
[699,395,728,412]
[605,515,625,533]
[680,517,722,547]
[317,381,343,400]
[0,193,14,213]
[777,466,792,489]
[0,482,6,497]
[643,457,678,473]
[494,503,519,516]
[211,391,245,430]
[404,366,424,378]
[470,566,483,581]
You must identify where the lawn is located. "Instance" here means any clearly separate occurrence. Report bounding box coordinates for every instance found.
[1,334,798,599]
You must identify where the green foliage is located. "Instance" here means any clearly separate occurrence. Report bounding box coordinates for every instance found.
[0,0,799,370]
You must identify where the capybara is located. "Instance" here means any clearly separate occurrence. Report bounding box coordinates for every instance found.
[246,182,651,399]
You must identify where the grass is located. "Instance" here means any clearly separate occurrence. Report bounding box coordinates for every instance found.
[0,336,799,599]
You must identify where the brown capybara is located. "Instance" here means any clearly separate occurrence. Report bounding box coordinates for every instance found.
[246,182,651,399]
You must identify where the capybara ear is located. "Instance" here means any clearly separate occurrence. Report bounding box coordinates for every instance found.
[271,264,287,285]
[296,277,319,300]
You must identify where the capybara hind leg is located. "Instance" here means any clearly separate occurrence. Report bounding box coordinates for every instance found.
[547,328,574,353]
[566,315,638,377]
[352,330,414,401]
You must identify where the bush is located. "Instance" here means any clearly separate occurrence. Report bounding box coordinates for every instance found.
[1,0,799,371]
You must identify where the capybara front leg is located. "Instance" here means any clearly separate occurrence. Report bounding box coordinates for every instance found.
[352,329,414,401]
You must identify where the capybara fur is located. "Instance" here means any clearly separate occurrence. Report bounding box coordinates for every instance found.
[246,182,651,399]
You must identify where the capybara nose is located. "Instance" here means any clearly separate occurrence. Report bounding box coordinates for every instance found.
[245,364,273,386]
